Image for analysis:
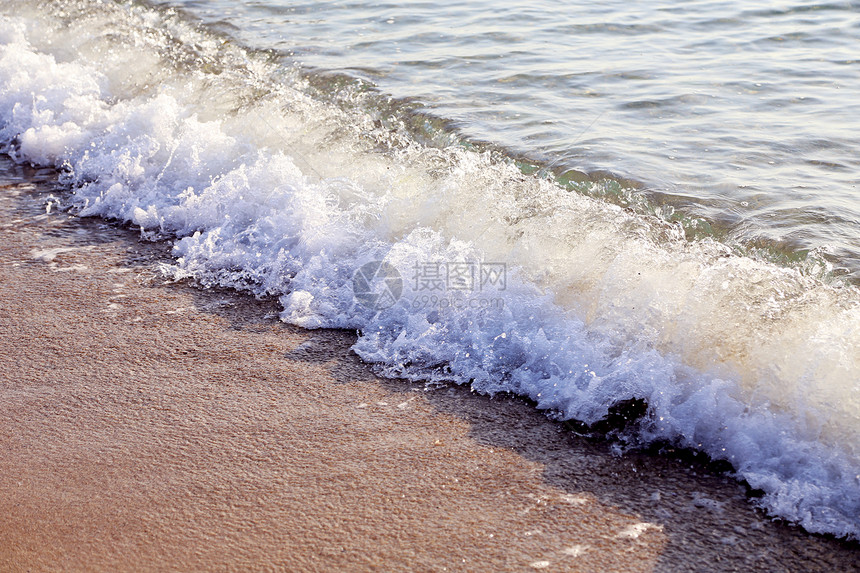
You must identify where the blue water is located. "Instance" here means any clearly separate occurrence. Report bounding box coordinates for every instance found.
[170,0,860,282]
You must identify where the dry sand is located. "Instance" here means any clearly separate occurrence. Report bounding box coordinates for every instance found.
[0,159,857,571]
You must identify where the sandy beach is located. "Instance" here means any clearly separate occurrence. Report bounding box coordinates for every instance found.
[0,159,857,571]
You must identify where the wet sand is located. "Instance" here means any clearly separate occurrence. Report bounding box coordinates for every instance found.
[0,160,857,571]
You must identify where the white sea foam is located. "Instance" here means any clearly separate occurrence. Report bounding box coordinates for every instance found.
[1,1,858,538]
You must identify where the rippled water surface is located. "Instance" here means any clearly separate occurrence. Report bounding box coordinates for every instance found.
[165,0,860,280]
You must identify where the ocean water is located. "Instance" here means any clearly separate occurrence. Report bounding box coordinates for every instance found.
[173,0,860,282]
[0,0,858,539]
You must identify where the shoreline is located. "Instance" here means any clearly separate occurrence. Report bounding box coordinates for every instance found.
[1,160,857,571]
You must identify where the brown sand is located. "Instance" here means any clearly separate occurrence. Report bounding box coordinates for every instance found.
[0,160,857,572]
